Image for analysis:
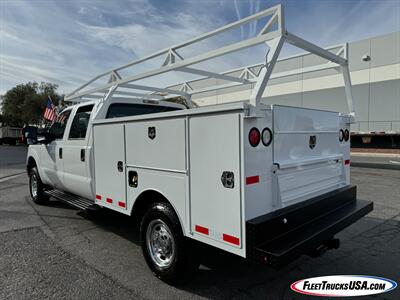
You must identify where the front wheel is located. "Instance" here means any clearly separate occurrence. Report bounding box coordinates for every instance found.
[29,167,48,204]
[140,202,199,284]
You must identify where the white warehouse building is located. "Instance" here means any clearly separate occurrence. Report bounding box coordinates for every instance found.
[183,31,399,133]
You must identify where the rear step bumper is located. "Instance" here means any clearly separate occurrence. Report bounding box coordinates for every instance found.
[246,185,373,268]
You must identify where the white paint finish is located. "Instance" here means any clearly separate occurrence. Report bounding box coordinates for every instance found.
[61,103,96,199]
[273,105,339,132]
[26,97,355,260]
[62,139,92,199]
[93,123,126,209]
[277,161,344,207]
[126,168,187,231]
[93,101,247,125]
[242,111,275,220]
[40,141,64,189]
[274,132,341,165]
[125,119,186,172]
[27,0,361,257]
[189,113,243,251]
[272,106,345,206]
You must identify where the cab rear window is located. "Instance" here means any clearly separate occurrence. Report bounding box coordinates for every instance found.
[106,103,180,119]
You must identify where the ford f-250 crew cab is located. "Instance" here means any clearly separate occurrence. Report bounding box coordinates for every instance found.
[26,4,373,283]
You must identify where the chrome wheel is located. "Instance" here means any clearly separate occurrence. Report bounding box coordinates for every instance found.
[146,219,176,269]
[30,174,38,198]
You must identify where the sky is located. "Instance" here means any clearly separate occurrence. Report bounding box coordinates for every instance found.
[0,0,399,96]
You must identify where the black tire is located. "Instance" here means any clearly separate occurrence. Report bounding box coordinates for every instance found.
[29,167,48,204]
[140,202,199,284]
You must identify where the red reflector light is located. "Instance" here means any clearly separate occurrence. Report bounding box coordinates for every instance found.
[118,201,126,208]
[345,159,350,165]
[195,225,209,235]
[248,127,260,147]
[223,233,240,245]
[95,195,102,200]
[246,175,260,185]
[106,198,113,204]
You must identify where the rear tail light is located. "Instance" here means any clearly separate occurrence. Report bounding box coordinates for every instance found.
[248,127,260,147]
[261,127,272,146]
[339,129,344,142]
[344,129,350,142]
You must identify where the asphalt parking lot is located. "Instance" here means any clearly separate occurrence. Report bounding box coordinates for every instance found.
[0,145,399,299]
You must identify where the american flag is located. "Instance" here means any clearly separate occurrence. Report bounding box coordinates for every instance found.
[43,96,57,122]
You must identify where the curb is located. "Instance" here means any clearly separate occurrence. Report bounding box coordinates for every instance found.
[351,162,400,171]
[0,171,26,180]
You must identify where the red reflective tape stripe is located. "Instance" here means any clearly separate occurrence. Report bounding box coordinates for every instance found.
[195,225,209,235]
[118,201,126,208]
[95,195,102,200]
[246,176,259,185]
[106,198,113,204]
[223,234,240,246]
[345,159,350,165]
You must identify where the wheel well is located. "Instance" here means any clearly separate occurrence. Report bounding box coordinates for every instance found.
[131,190,174,224]
[132,190,168,217]
[27,156,37,174]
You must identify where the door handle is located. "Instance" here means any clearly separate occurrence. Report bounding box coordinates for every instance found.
[80,149,85,162]
[117,161,123,172]
[59,147,63,159]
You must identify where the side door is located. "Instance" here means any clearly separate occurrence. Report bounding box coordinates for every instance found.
[40,110,72,188]
[62,104,94,199]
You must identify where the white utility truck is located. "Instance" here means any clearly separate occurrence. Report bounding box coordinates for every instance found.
[27,5,372,283]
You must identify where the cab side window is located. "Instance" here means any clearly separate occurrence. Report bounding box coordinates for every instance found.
[106,103,180,119]
[69,105,94,139]
[49,110,71,139]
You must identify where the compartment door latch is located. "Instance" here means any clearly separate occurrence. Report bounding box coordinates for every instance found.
[221,171,234,189]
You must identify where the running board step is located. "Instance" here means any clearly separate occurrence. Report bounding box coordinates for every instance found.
[45,189,96,211]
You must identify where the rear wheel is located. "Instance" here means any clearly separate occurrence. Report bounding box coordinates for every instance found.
[140,202,199,283]
[29,167,48,204]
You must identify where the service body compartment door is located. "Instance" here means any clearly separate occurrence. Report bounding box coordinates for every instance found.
[124,118,186,172]
[272,105,345,207]
[190,113,242,249]
[93,123,127,210]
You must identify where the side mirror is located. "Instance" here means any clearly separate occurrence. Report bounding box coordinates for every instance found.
[43,132,55,144]
[24,128,38,145]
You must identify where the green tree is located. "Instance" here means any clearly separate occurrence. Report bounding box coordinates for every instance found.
[1,82,63,126]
